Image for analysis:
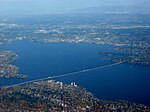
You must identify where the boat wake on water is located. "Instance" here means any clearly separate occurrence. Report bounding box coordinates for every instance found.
[6,61,126,88]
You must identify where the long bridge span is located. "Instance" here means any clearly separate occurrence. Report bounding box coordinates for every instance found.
[7,61,125,88]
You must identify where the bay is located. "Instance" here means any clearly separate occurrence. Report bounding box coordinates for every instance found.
[0,40,150,106]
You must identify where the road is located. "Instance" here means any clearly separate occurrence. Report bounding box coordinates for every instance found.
[7,61,125,88]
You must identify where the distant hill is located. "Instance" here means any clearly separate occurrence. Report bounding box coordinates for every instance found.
[73,4,150,14]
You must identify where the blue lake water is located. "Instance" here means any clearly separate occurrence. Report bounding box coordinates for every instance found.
[0,40,150,106]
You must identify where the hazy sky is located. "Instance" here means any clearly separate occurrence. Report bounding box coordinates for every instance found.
[0,0,148,15]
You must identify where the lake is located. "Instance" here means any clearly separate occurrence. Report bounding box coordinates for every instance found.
[0,40,150,106]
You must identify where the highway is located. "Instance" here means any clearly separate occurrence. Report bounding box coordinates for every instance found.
[7,61,125,88]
